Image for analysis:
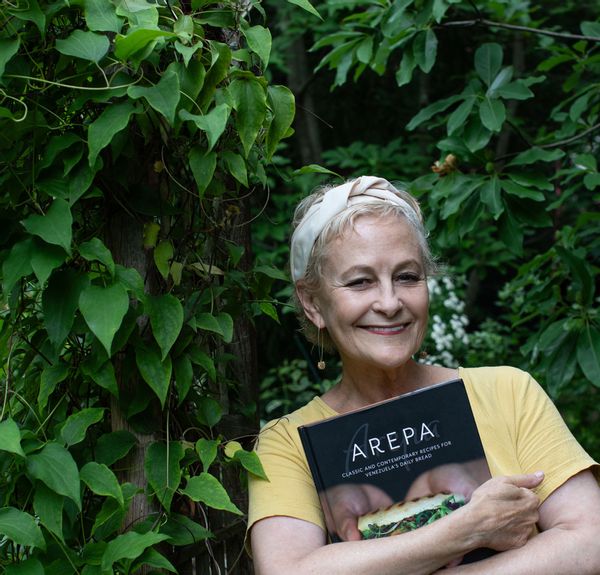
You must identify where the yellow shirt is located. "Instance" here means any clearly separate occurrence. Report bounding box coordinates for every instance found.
[248,366,598,532]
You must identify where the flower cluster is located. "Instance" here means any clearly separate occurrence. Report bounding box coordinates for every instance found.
[422,275,470,367]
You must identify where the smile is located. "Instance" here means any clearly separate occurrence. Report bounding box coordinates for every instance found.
[362,324,409,334]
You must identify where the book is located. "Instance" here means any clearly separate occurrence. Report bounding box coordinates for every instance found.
[298,378,494,564]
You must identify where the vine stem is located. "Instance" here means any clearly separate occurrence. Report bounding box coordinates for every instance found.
[439,19,600,43]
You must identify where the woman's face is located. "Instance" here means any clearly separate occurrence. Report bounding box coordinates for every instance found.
[303,214,429,373]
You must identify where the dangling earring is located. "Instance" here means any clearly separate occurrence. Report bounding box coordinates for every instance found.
[317,328,326,370]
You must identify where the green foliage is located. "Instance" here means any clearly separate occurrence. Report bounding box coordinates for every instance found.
[0,0,316,570]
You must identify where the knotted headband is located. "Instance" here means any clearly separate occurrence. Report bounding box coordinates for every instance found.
[290,176,421,282]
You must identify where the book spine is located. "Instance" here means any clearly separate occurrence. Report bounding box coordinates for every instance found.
[298,427,327,495]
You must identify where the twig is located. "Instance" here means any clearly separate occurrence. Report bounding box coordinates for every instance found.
[439,19,600,43]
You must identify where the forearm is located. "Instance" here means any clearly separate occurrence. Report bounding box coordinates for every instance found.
[444,524,600,575]
[253,513,480,575]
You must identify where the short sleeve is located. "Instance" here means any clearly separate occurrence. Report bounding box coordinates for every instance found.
[247,417,326,532]
[511,370,598,501]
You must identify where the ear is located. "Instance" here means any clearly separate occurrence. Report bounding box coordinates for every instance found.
[295,283,325,329]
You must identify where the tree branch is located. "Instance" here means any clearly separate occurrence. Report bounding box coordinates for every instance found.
[439,19,600,43]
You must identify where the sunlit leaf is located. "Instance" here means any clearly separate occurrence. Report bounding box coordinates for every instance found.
[180,473,242,515]
[79,283,130,356]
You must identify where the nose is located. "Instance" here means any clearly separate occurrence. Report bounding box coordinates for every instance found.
[372,281,403,317]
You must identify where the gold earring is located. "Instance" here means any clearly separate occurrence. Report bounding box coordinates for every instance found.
[317,328,326,370]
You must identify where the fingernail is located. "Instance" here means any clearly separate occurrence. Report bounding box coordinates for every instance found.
[534,471,544,479]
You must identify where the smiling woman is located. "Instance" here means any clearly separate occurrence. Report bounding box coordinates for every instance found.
[247,176,600,575]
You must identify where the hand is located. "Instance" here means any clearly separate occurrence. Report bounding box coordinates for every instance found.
[320,483,393,541]
[461,472,544,552]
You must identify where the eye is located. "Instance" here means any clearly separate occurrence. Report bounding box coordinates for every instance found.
[395,272,421,283]
[345,277,372,288]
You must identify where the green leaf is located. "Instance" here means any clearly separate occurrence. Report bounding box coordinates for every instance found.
[146,294,184,360]
[479,97,506,132]
[135,342,172,406]
[556,246,594,305]
[447,97,475,135]
[265,85,295,161]
[577,325,600,385]
[406,94,463,130]
[88,100,136,167]
[286,0,321,18]
[96,430,137,466]
[188,148,217,198]
[114,29,178,61]
[80,283,130,356]
[31,239,67,286]
[181,473,242,515]
[479,175,503,219]
[101,531,171,572]
[39,363,69,411]
[59,407,105,446]
[173,354,193,404]
[79,237,115,277]
[128,67,180,125]
[196,438,219,471]
[132,547,177,573]
[158,513,212,546]
[43,269,90,348]
[222,150,248,187]
[242,24,271,68]
[293,165,342,179]
[196,312,232,341]
[188,348,216,381]
[196,396,222,428]
[507,147,565,167]
[22,198,72,254]
[229,75,267,157]
[396,48,417,87]
[500,179,545,201]
[33,483,64,541]
[495,80,534,101]
[5,558,44,575]
[0,418,26,457]
[154,240,174,280]
[81,359,119,397]
[413,28,437,73]
[55,30,110,63]
[475,43,503,87]
[0,508,46,550]
[27,442,81,509]
[145,441,185,510]
[0,38,20,80]
[234,449,268,480]
[81,462,124,506]
[180,104,230,152]
[85,0,123,33]
[2,238,33,294]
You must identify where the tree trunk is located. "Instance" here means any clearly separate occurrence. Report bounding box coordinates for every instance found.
[105,208,161,540]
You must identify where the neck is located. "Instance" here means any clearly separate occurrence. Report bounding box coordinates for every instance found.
[323,360,451,414]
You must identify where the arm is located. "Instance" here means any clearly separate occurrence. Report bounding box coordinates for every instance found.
[251,473,543,575]
[441,470,600,575]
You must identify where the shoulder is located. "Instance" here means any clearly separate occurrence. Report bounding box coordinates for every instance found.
[255,397,335,451]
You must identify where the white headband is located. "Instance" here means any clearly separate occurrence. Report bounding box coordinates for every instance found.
[290,176,419,282]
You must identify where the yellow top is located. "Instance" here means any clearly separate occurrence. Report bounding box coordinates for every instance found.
[248,366,598,532]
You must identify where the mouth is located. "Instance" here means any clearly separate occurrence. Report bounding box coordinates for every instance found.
[361,323,409,335]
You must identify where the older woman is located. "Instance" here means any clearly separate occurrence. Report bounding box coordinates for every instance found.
[248,176,600,574]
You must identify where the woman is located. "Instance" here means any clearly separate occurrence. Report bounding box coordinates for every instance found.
[248,176,600,574]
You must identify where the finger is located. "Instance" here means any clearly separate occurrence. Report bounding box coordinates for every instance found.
[502,471,544,489]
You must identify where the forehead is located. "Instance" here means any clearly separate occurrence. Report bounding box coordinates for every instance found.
[324,213,423,267]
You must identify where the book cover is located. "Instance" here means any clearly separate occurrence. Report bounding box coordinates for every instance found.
[298,378,494,563]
